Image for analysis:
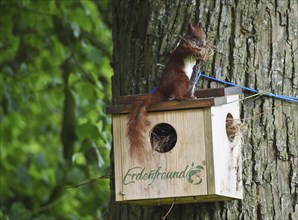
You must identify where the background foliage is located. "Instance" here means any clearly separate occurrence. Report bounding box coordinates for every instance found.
[0,0,113,219]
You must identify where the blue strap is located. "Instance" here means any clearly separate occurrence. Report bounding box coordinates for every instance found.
[149,86,158,94]
[197,72,298,103]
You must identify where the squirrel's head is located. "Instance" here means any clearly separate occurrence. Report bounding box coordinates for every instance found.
[184,22,206,47]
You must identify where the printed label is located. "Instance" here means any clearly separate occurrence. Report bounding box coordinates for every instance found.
[123,162,205,186]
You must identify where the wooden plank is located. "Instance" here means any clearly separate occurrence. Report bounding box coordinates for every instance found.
[194,87,242,98]
[106,97,227,114]
[210,100,243,199]
[116,94,148,105]
[113,115,125,201]
[115,87,242,105]
[203,108,215,195]
[124,195,236,205]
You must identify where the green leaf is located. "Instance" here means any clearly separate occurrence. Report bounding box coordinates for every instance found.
[76,121,99,141]
[9,202,32,220]
[17,164,32,188]
[66,167,85,184]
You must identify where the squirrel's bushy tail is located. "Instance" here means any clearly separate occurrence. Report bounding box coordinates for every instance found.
[127,95,152,161]
[127,89,166,161]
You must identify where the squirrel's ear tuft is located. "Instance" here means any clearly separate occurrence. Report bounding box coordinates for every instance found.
[196,22,204,27]
[188,23,194,32]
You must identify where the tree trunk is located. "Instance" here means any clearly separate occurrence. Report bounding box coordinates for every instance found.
[110,0,298,219]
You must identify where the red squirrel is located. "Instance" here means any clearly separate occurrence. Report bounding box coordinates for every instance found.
[127,22,207,161]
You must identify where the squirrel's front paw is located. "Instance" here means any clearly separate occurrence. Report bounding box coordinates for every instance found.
[189,95,198,100]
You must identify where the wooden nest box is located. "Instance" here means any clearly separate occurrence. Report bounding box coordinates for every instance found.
[107,87,243,205]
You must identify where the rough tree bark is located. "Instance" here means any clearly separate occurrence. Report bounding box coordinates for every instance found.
[110,0,298,219]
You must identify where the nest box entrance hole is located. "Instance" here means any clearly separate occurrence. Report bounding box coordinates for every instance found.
[150,123,177,153]
[226,113,238,142]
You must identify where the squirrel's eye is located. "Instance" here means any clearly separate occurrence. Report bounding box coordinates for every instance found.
[192,34,197,39]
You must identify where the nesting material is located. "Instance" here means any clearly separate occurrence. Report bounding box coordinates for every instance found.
[150,123,177,153]
[183,39,215,62]
[226,116,246,143]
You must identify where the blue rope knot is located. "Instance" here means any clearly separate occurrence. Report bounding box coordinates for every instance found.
[257,90,265,96]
